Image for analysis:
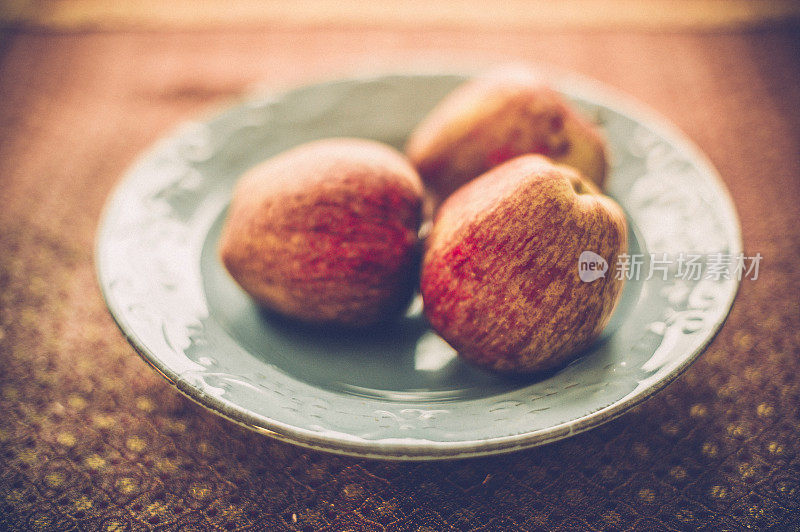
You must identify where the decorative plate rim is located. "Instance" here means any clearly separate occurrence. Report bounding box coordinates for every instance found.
[96,69,742,460]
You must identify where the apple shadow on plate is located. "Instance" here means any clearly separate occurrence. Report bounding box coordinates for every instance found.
[201,208,643,402]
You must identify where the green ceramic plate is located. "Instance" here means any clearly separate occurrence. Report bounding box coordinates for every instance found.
[96,72,741,460]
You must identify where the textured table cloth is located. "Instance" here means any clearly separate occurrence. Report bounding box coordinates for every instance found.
[1,25,799,530]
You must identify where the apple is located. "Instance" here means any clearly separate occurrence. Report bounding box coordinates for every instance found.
[406,67,608,204]
[219,138,424,327]
[420,155,627,373]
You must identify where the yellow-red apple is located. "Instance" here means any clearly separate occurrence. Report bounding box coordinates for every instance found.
[219,138,424,326]
[406,67,608,203]
[420,155,626,373]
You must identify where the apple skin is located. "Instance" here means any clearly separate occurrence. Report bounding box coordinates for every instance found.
[406,67,608,204]
[219,138,424,327]
[420,155,627,373]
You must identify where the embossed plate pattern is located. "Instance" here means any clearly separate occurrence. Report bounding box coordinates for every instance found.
[96,72,741,460]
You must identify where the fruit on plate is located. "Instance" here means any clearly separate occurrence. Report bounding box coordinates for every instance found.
[420,155,627,373]
[219,138,424,327]
[405,67,608,203]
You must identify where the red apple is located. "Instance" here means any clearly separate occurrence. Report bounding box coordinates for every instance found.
[406,67,608,203]
[219,138,424,326]
[420,155,627,373]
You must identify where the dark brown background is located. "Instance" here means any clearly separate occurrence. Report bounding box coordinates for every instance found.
[1,21,799,531]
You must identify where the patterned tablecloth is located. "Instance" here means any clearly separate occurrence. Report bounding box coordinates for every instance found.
[1,24,799,530]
